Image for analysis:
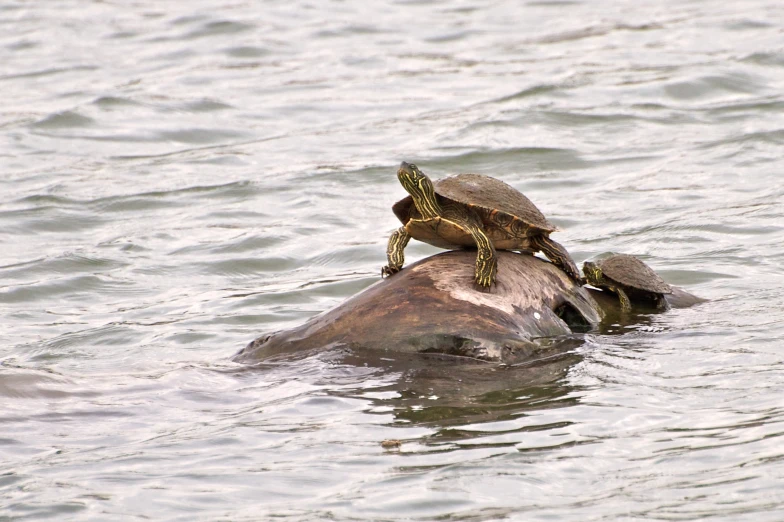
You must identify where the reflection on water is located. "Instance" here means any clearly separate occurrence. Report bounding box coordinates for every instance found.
[333,346,584,430]
[2,0,784,519]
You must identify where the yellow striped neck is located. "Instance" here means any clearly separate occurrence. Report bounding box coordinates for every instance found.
[399,164,442,220]
[411,189,441,220]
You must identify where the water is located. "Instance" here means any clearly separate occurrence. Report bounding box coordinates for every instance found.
[2,0,784,519]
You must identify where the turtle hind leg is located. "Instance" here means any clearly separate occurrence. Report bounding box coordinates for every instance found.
[473,237,498,290]
[655,293,670,311]
[531,235,581,282]
[381,227,411,278]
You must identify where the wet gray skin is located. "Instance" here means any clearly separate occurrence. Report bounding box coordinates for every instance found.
[236,250,603,365]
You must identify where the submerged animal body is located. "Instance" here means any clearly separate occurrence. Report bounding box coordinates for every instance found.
[237,251,602,364]
[381,162,580,288]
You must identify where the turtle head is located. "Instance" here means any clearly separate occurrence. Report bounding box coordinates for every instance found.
[582,261,604,287]
[398,162,441,219]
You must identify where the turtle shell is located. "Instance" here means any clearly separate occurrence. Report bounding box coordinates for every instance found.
[392,173,556,234]
[597,254,672,294]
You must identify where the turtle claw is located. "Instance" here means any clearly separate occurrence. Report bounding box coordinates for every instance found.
[560,262,582,284]
[381,265,400,279]
[473,276,496,293]
[567,264,582,283]
[473,282,490,293]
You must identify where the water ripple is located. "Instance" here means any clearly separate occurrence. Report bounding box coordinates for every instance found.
[2,0,784,520]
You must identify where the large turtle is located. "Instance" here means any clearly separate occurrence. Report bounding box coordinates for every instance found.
[380,162,580,288]
[583,254,673,312]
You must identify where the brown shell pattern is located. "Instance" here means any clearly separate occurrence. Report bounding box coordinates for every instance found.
[392,174,556,234]
[597,254,673,294]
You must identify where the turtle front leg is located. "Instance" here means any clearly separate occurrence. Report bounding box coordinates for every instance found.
[531,235,581,282]
[614,286,632,312]
[381,227,411,278]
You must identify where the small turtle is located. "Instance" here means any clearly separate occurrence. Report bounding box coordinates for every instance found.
[583,254,672,312]
[381,162,579,288]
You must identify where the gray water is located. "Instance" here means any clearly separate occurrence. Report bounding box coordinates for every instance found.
[2,0,784,520]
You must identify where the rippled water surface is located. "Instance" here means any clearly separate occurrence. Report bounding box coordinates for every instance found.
[2,0,784,520]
